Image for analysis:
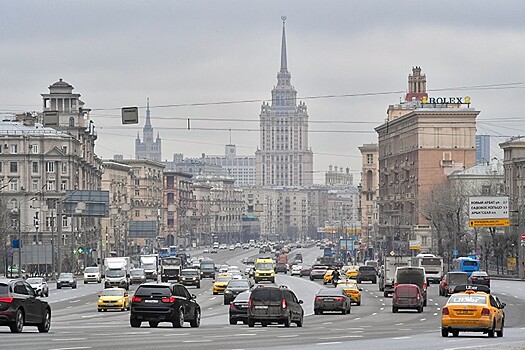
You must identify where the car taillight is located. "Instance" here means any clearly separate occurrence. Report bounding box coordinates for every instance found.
[335,297,344,301]
[423,282,427,291]
[315,296,321,301]
[481,308,490,316]
[442,281,447,287]
[416,293,420,300]
[394,283,398,287]
[282,298,287,309]
[484,277,490,280]
[0,297,13,303]
[161,296,176,303]
[471,276,477,280]
[230,303,235,309]
[442,307,449,315]
[248,298,252,308]
[131,296,142,303]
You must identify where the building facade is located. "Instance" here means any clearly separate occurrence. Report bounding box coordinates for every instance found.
[135,99,162,162]
[163,171,194,248]
[255,18,313,186]
[164,153,223,176]
[359,143,379,257]
[375,67,479,254]
[204,144,256,187]
[325,165,353,187]
[476,135,491,165]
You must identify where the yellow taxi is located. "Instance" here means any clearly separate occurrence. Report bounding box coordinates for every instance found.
[336,279,362,305]
[97,288,130,312]
[345,266,359,279]
[212,274,233,295]
[323,269,334,284]
[441,285,505,338]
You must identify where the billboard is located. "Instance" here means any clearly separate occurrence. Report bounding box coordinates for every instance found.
[468,196,509,227]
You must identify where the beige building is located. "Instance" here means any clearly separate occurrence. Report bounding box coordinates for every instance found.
[255,19,313,187]
[325,165,353,187]
[375,67,479,255]
[163,171,194,247]
[359,143,379,256]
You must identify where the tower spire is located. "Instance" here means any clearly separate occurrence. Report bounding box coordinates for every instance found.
[145,97,151,128]
[280,16,288,72]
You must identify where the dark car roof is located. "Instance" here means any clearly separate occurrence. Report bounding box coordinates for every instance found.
[317,288,345,296]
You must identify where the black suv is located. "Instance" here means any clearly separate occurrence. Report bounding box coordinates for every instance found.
[0,278,51,333]
[357,266,377,284]
[247,285,304,327]
[130,282,200,328]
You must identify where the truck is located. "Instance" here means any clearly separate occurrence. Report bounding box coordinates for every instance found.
[140,254,159,280]
[379,255,410,297]
[104,257,131,290]
[160,256,182,282]
[411,253,444,284]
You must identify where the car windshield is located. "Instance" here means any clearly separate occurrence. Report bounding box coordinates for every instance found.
[201,263,214,269]
[448,273,469,284]
[448,295,487,305]
[59,274,73,279]
[396,271,424,286]
[101,289,124,296]
[318,289,342,296]
[85,267,99,273]
[216,277,232,283]
[163,258,181,266]
[135,286,171,297]
[360,266,375,271]
[106,269,125,277]
[227,280,249,288]
[181,270,198,276]
[251,288,282,302]
[256,263,273,270]
[420,258,441,265]
[131,270,145,276]
[27,278,43,284]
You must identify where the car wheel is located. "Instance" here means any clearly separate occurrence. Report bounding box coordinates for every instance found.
[314,309,320,315]
[37,308,51,333]
[248,318,255,327]
[213,291,217,295]
[84,281,87,284]
[418,306,423,313]
[296,314,303,327]
[98,309,102,312]
[323,281,327,285]
[452,330,459,337]
[392,306,397,313]
[172,308,185,328]
[441,328,448,337]
[423,298,427,307]
[229,318,237,325]
[261,322,268,327]
[496,321,504,337]
[149,321,159,328]
[190,309,201,328]
[9,309,24,333]
[383,291,388,297]
[130,319,141,328]
[73,285,77,289]
[357,300,361,306]
[341,308,346,315]
[196,284,201,289]
[488,322,496,338]
[57,285,61,289]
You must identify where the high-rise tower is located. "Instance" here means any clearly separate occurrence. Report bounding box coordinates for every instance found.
[255,17,314,186]
[135,98,162,162]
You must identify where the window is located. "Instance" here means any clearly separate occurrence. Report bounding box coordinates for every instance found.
[46,162,54,173]
[69,117,75,127]
[62,145,67,154]
[31,144,39,154]
[10,144,18,154]
[135,210,140,217]
[61,180,67,190]
[14,282,28,295]
[0,162,2,173]
[32,162,38,173]
[367,154,374,164]
[62,162,67,174]
[32,179,39,191]
[46,180,55,191]
[135,189,140,196]
[10,162,18,173]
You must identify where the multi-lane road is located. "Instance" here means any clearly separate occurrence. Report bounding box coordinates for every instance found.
[3,246,525,350]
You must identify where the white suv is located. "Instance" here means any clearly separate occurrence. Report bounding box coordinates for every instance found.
[84,266,101,284]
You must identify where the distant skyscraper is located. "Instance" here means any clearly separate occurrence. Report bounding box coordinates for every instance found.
[204,144,256,187]
[135,98,161,162]
[476,135,490,164]
[255,17,313,186]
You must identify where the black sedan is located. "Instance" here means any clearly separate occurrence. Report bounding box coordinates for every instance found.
[130,282,200,328]
[57,273,77,289]
[0,278,51,333]
[224,279,252,305]
[314,288,351,315]
[468,271,491,287]
[229,291,250,325]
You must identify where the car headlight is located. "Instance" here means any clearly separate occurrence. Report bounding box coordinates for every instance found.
[192,277,196,280]
[225,290,232,294]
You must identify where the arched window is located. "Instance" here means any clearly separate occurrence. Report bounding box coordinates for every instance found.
[69,117,75,127]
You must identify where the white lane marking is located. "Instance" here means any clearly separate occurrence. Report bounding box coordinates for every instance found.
[429,299,433,302]
[322,321,333,325]
[210,297,217,300]
[182,340,212,343]
[125,332,150,335]
[380,307,384,311]
[372,312,377,315]
[52,338,87,342]
[434,313,438,316]
[420,318,426,321]
[437,308,441,311]
[393,336,411,340]
[81,315,99,318]
[435,303,439,306]
[398,328,412,331]
[68,300,81,303]
[278,335,299,338]
[354,317,361,320]
[317,342,342,345]
[49,347,92,350]
[379,299,384,302]
[374,295,378,298]
[382,303,386,306]
[164,333,189,336]
[208,307,214,310]
[395,323,404,325]
[320,335,363,339]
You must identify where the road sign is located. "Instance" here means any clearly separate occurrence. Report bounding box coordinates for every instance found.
[468,196,509,227]
[453,250,459,257]
[409,240,421,250]
[389,251,395,256]
[469,219,509,227]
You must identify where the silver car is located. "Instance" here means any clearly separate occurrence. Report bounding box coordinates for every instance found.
[27,277,49,297]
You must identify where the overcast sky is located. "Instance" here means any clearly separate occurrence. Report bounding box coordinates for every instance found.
[2,1,525,183]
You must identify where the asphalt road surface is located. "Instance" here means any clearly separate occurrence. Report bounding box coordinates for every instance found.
[2,246,525,350]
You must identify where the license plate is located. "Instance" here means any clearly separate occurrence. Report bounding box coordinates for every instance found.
[105,303,114,306]
[255,306,268,309]
[145,300,158,303]
[324,298,334,302]
[457,310,473,315]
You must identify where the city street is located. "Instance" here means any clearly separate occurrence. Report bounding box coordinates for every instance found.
[2,246,525,350]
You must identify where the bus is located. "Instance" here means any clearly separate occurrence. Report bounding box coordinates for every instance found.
[411,254,444,284]
[452,257,480,276]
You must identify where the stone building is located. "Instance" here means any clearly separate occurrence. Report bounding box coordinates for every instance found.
[359,143,379,257]
[135,99,162,162]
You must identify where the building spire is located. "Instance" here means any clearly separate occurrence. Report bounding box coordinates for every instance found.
[145,97,152,128]
[280,16,288,73]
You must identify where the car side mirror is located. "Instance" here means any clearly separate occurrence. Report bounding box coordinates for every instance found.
[212,280,215,283]
[98,294,101,297]
[359,288,363,291]
[298,300,303,304]
[501,303,506,309]
[191,294,196,300]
